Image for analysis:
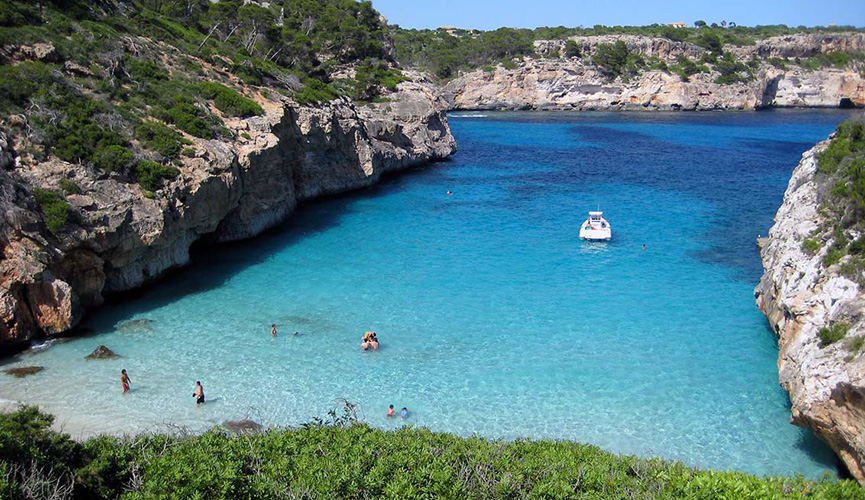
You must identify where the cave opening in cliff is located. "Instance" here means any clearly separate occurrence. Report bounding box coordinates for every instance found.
[839,98,855,109]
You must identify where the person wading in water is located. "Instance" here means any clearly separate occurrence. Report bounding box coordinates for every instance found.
[193,381,205,405]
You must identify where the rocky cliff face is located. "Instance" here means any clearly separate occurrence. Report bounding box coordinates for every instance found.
[445,34,865,111]
[755,140,865,483]
[0,79,455,344]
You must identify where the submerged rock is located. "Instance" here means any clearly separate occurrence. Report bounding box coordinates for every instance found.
[115,319,155,333]
[222,419,262,433]
[85,345,119,359]
[4,366,43,377]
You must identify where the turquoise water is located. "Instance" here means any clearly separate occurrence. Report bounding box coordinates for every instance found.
[0,110,854,478]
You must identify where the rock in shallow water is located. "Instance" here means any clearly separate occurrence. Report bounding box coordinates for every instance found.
[85,345,119,359]
[4,366,43,377]
[222,419,262,433]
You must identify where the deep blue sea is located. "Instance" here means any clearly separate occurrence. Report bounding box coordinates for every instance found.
[0,110,855,478]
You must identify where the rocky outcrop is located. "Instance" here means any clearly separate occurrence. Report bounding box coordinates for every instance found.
[85,345,119,359]
[0,79,455,344]
[755,139,865,483]
[445,34,865,111]
[445,59,864,111]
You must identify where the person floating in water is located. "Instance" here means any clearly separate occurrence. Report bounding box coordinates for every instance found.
[361,331,378,351]
[399,407,409,419]
[446,190,453,195]
[387,404,395,417]
[193,381,205,405]
[120,369,131,393]
[271,324,277,336]
[642,244,647,250]
[293,331,299,336]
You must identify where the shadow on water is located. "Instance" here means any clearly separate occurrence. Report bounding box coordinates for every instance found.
[793,429,853,478]
[80,160,455,331]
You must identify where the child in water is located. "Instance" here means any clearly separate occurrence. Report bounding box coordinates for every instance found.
[399,407,409,419]
[387,404,395,417]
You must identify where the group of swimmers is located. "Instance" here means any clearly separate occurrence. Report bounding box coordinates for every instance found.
[361,331,379,351]
[120,368,204,405]
[120,369,205,405]
[271,324,298,336]
[387,404,410,419]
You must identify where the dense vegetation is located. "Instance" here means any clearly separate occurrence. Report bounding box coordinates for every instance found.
[0,406,862,499]
[0,0,410,234]
[389,23,864,81]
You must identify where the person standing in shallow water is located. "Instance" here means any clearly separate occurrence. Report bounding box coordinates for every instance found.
[271,324,277,336]
[120,369,131,393]
[193,381,205,405]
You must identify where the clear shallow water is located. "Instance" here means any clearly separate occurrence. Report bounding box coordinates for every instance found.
[1,110,854,478]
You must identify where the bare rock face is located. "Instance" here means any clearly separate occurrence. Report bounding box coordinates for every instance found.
[446,34,865,111]
[755,139,865,483]
[0,79,456,344]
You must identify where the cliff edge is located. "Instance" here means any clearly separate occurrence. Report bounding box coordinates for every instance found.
[0,79,455,345]
[444,34,865,110]
[755,132,865,483]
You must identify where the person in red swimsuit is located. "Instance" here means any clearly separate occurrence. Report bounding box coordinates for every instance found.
[120,369,131,393]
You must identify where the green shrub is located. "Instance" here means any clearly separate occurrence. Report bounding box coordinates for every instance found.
[240,132,251,140]
[824,247,844,266]
[125,57,168,82]
[848,336,865,353]
[136,121,182,158]
[93,145,133,172]
[196,82,263,117]
[818,322,848,347]
[501,58,519,70]
[592,40,632,79]
[32,188,69,234]
[59,178,81,195]
[294,78,341,106]
[134,160,179,191]
[0,61,54,114]
[563,39,581,58]
[802,238,820,255]
[1,406,863,499]
[181,147,196,158]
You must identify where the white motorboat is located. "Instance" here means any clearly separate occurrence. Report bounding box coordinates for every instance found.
[579,211,612,241]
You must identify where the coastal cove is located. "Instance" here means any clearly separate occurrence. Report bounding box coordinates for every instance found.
[0,110,855,479]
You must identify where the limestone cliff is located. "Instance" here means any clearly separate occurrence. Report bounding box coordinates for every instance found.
[0,78,455,344]
[755,138,865,483]
[444,34,865,111]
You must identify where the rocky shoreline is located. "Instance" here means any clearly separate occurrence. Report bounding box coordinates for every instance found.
[443,33,865,111]
[755,137,865,483]
[0,79,456,346]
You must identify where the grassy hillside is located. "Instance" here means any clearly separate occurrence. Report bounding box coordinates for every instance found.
[0,0,406,220]
[0,406,862,499]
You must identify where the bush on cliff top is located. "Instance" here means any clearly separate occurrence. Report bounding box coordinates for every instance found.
[0,406,862,499]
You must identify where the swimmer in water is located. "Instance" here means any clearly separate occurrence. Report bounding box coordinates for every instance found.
[293,331,299,336]
[121,369,131,393]
[387,404,395,417]
[400,407,409,419]
[642,244,646,250]
[271,324,277,336]
[447,190,453,195]
[193,381,205,405]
